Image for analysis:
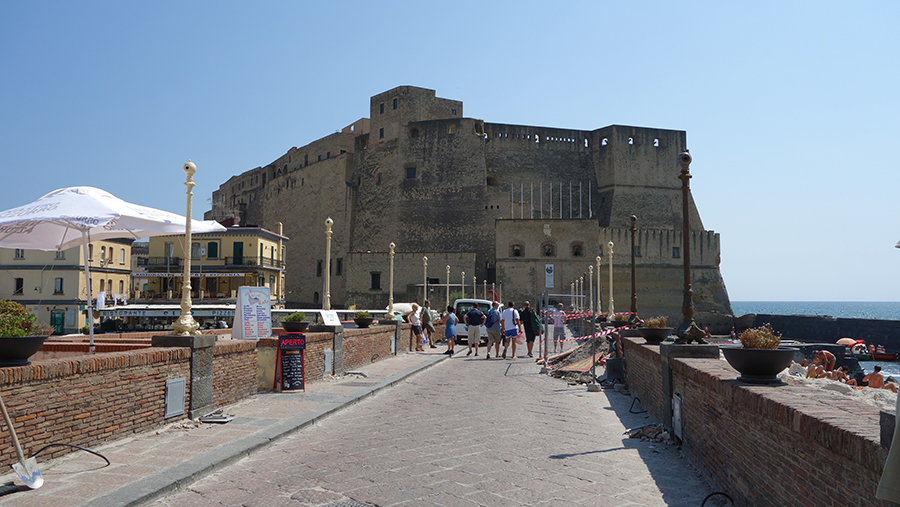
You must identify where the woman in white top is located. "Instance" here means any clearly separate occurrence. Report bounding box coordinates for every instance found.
[408,303,424,352]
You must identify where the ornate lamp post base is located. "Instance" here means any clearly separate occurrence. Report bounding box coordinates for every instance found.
[675,321,707,345]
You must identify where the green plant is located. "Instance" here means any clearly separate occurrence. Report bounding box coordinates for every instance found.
[31,322,55,336]
[284,312,306,323]
[355,311,371,319]
[80,326,90,334]
[642,316,668,328]
[739,323,781,349]
[0,300,36,337]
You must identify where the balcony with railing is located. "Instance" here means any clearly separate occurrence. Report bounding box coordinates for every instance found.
[144,256,284,270]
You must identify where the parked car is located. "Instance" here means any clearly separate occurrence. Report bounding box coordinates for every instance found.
[453,299,503,344]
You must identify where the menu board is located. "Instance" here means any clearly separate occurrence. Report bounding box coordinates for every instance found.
[279,333,306,391]
[233,287,271,340]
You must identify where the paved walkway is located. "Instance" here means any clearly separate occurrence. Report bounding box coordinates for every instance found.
[0,330,715,507]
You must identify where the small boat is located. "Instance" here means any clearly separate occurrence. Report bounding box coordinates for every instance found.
[851,343,872,361]
[872,353,897,362]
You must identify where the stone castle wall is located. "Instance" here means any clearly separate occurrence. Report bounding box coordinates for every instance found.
[206,86,730,315]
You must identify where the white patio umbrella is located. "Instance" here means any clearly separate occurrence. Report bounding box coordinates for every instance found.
[0,186,226,347]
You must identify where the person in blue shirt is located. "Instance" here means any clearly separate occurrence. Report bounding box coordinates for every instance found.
[442,307,457,355]
[485,301,503,359]
[464,305,485,356]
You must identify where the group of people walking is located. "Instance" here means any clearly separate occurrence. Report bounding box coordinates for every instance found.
[437,300,569,359]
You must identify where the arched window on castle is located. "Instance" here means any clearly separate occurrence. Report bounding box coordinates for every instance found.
[510,243,524,258]
[571,242,584,257]
[541,242,556,257]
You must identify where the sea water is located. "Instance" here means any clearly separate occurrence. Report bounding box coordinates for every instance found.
[731,301,900,321]
[732,301,900,377]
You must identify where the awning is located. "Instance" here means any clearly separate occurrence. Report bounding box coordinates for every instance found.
[99,305,235,317]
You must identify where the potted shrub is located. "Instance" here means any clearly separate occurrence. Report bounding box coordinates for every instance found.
[602,312,631,329]
[0,300,51,367]
[637,316,673,345]
[282,312,308,332]
[720,323,799,384]
[354,311,374,329]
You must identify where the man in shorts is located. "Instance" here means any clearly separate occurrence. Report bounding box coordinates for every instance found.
[485,301,503,359]
[552,303,567,353]
[464,305,485,356]
[501,301,522,359]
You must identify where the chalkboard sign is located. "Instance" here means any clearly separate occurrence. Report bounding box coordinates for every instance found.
[279,333,306,391]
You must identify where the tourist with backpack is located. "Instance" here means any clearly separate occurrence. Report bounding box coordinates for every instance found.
[485,301,503,359]
[463,305,485,356]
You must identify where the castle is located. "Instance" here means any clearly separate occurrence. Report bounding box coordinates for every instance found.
[206,86,732,321]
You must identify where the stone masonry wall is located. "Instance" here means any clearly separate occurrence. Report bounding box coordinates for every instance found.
[345,251,476,310]
[623,336,891,506]
[205,86,729,317]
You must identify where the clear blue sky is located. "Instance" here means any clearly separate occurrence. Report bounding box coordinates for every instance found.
[2,1,897,302]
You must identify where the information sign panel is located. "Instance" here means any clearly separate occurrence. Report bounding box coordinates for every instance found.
[233,286,271,339]
[320,310,341,326]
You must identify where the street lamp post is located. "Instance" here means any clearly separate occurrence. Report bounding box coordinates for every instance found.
[461,272,465,299]
[323,218,333,310]
[446,265,450,310]
[630,215,638,315]
[423,256,428,303]
[676,150,706,343]
[389,243,395,314]
[607,241,615,316]
[589,265,594,315]
[596,255,602,315]
[172,160,200,336]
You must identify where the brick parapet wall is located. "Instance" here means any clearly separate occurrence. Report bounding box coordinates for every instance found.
[342,325,393,371]
[621,340,665,421]
[0,348,192,466]
[623,336,891,506]
[212,340,258,407]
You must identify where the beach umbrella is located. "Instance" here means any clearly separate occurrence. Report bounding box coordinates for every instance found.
[836,337,856,346]
[0,186,226,347]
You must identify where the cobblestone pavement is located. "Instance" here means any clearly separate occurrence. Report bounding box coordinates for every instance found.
[151,351,715,506]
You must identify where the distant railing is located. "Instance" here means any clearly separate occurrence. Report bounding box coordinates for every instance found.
[144,256,284,269]
[222,256,285,269]
[146,256,182,267]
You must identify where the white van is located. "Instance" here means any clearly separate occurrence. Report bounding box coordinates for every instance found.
[453,299,503,344]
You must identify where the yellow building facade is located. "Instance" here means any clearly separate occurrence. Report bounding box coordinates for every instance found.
[139,225,287,306]
[0,239,132,334]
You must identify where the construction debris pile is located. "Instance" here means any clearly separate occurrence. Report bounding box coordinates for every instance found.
[625,423,671,443]
[537,336,613,384]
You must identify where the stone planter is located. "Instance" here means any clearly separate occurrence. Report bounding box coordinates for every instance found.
[354,317,375,329]
[282,321,308,333]
[638,327,673,345]
[720,345,800,384]
[0,335,48,367]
